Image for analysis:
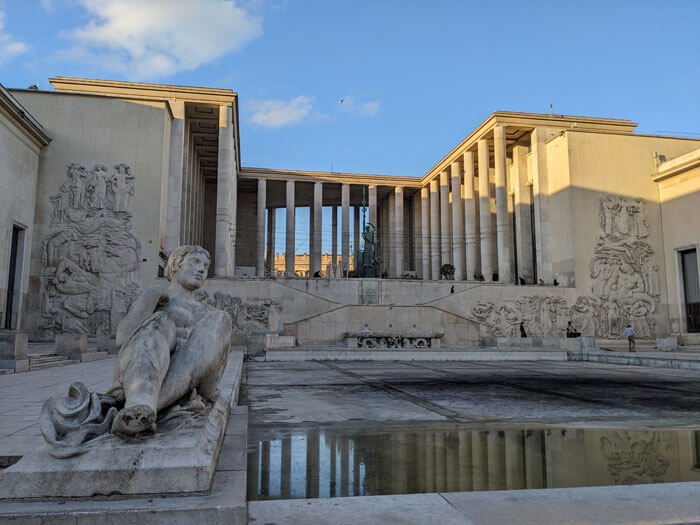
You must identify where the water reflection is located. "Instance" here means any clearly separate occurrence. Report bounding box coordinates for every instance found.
[247,426,700,501]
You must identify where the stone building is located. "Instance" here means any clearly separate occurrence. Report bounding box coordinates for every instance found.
[0,76,699,361]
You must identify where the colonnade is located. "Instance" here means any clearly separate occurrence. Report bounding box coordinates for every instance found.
[254,181,381,277]
[247,428,548,500]
[421,126,515,282]
[247,126,536,281]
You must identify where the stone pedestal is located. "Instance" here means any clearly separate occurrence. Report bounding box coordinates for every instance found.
[0,354,242,500]
[265,335,295,349]
[0,331,28,372]
[55,334,87,360]
[656,336,678,352]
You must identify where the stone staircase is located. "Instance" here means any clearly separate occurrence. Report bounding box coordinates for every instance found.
[29,354,78,370]
[27,351,110,370]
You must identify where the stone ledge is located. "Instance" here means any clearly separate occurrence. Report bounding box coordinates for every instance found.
[249,481,700,525]
[265,349,568,362]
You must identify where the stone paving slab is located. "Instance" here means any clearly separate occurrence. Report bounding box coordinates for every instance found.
[245,360,700,428]
[0,358,115,458]
[249,482,700,525]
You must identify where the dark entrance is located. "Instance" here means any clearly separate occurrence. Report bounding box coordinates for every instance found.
[4,224,25,330]
[681,248,700,333]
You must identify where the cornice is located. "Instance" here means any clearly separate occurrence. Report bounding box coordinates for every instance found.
[50,76,237,105]
[1,85,51,146]
[420,111,638,186]
[240,167,422,187]
[653,148,700,182]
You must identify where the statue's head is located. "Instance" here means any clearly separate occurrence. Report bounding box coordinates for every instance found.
[165,245,211,290]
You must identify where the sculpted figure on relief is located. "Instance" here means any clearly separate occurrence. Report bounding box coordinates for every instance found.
[39,163,141,339]
[471,195,659,339]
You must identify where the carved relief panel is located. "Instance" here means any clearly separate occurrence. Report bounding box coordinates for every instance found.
[39,163,141,338]
[471,195,660,339]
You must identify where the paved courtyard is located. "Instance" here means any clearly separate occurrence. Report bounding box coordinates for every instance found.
[242,359,700,429]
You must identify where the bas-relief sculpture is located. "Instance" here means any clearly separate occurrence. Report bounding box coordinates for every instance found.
[195,290,276,340]
[40,246,232,457]
[357,335,431,348]
[472,195,660,339]
[39,163,141,339]
[600,430,671,484]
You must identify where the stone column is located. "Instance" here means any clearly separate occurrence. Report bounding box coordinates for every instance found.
[505,430,525,489]
[353,205,360,272]
[313,182,323,275]
[429,179,441,280]
[215,105,235,276]
[166,100,185,252]
[478,138,493,281]
[439,170,451,265]
[267,208,276,275]
[487,430,506,490]
[256,179,266,276]
[494,125,512,283]
[450,160,465,280]
[309,201,315,275]
[421,187,430,280]
[285,180,295,276]
[471,430,488,491]
[457,430,473,492]
[368,185,377,226]
[395,187,404,278]
[341,183,350,273]
[512,145,533,283]
[331,206,338,270]
[531,128,552,283]
[388,191,396,277]
[463,151,479,280]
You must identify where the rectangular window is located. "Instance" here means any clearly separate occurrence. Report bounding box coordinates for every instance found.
[4,224,26,330]
[681,248,700,333]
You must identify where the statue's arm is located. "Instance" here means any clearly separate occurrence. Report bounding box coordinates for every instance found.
[115,284,168,348]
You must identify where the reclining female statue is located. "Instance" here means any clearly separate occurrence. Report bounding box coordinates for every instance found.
[109,245,231,435]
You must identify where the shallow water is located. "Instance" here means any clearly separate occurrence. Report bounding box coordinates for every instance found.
[247,425,700,500]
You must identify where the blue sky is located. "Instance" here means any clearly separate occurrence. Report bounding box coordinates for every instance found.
[1,0,698,255]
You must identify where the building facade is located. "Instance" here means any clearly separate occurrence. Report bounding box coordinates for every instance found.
[1,77,699,352]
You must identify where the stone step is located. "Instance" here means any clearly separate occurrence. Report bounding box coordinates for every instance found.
[29,355,79,370]
[29,354,69,365]
[79,351,111,362]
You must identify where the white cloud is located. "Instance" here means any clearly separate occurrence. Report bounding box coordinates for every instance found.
[339,96,380,117]
[250,96,314,128]
[63,0,262,78]
[0,10,28,65]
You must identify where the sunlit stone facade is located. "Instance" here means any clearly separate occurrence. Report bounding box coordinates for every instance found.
[1,76,699,353]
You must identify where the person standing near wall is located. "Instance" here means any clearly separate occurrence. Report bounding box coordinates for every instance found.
[623,324,635,352]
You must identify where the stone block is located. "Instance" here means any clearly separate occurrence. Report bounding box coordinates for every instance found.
[430,337,441,348]
[55,333,87,359]
[346,336,358,348]
[265,334,295,349]
[97,334,119,354]
[656,336,678,352]
[0,331,28,360]
[578,336,597,349]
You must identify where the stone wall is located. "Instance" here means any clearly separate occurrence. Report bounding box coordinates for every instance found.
[13,92,170,340]
[0,108,42,330]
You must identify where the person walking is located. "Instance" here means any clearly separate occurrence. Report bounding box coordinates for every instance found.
[623,323,636,352]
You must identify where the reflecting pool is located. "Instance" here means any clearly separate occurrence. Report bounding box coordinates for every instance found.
[247,425,700,500]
